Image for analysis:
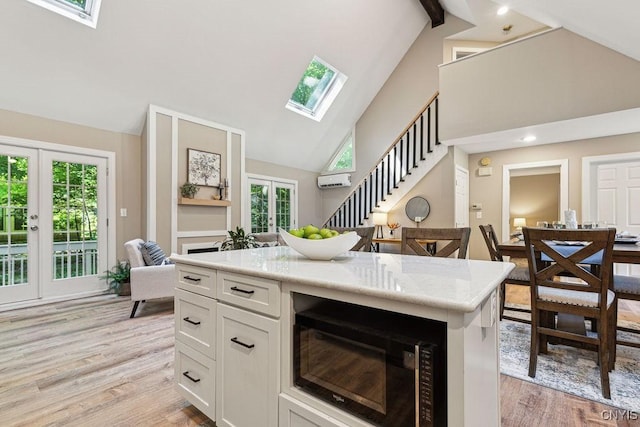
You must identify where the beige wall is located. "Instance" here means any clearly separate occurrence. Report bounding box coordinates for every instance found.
[321,14,473,220]
[440,28,640,140]
[0,108,142,261]
[246,158,323,227]
[468,133,640,260]
[509,173,560,233]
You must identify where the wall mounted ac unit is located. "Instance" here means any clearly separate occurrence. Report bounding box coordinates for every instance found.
[317,173,351,189]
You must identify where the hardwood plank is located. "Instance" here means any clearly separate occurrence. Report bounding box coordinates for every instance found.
[0,295,636,426]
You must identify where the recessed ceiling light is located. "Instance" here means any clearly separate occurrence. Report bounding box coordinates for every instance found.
[497,6,509,16]
[521,135,537,143]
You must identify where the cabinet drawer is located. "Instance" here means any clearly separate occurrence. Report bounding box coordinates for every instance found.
[176,263,216,298]
[175,341,215,421]
[175,288,216,358]
[217,271,280,317]
[279,394,351,427]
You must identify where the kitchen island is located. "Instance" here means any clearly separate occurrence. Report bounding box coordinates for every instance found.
[171,246,514,427]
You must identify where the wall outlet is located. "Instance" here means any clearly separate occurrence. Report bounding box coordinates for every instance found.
[120,208,127,217]
[476,211,482,219]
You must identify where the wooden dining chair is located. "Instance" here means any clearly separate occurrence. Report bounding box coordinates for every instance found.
[332,226,375,252]
[401,227,471,258]
[523,227,617,399]
[479,224,531,322]
[613,273,640,348]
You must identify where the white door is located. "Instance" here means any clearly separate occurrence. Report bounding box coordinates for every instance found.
[0,146,39,304]
[247,176,296,233]
[455,166,469,228]
[0,146,110,305]
[596,161,640,275]
[40,151,109,298]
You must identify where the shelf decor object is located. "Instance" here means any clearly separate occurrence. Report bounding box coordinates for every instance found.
[188,148,221,187]
[180,182,199,199]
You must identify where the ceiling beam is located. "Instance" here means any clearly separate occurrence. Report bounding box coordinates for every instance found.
[419,0,445,27]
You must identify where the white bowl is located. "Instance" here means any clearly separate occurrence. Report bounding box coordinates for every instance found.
[278,228,360,260]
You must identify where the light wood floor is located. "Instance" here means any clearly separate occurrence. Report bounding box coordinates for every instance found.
[0,294,637,427]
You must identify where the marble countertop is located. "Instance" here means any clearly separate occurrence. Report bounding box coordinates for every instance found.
[171,247,514,312]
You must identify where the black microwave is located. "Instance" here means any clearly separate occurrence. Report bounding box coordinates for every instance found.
[293,301,446,427]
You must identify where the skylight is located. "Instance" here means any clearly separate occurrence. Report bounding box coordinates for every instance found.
[286,56,347,122]
[27,0,102,28]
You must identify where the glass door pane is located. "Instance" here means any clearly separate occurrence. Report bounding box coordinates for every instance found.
[250,180,271,233]
[274,183,294,231]
[0,145,38,304]
[52,161,99,280]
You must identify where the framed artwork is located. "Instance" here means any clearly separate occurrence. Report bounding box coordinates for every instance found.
[188,149,221,187]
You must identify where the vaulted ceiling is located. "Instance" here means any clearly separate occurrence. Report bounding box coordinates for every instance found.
[1,0,638,171]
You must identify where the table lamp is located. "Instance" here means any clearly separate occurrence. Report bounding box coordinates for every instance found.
[513,217,526,232]
[372,212,388,239]
[513,218,527,238]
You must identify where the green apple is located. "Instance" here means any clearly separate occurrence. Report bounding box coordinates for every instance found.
[330,230,340,237]
[307,233,323,240]
[319,228,333,239]
[303,224,320,238]
[288,228,304,238]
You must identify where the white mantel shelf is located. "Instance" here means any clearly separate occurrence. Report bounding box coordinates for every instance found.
[170,246,513,313]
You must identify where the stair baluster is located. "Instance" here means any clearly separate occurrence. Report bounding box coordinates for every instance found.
[323,92,439,228]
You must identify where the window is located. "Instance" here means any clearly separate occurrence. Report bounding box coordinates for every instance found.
[286,56,347,122]
[452,47,487,61]
[323,130,355,174]
[27,0,102,28]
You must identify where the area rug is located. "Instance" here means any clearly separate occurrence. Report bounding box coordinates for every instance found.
[500,320,640,411]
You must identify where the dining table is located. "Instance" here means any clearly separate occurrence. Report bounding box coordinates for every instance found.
[497,238,640,264]
[497,236,640,343]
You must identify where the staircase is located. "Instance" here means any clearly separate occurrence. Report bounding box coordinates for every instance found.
[325,92,446,228]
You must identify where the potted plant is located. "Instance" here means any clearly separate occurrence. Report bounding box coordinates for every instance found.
[180,182,199,199]
[221,226,258,250]
[100,261,131,295]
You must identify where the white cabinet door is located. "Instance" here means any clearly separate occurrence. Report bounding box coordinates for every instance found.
[216,303,279,427]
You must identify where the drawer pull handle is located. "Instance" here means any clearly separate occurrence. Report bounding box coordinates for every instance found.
[230,286,255,295]
[230,337,255,349]
[183,317,201,326]
[184,275,201,282]
[183,371,201,383]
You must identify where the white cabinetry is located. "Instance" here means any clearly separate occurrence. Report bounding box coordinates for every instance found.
[174,266,218,420]
[216,303,279,427]
[173,247,507,427]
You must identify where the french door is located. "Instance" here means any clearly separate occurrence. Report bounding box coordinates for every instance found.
[247,176,296,234]
[594,160,640,276]
[0,144,109,305]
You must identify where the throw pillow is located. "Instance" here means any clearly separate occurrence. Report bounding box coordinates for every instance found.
[140,241,166,266]
[255,240,279,248]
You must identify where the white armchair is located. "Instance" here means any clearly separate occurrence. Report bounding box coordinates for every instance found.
[124,238,175,318]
